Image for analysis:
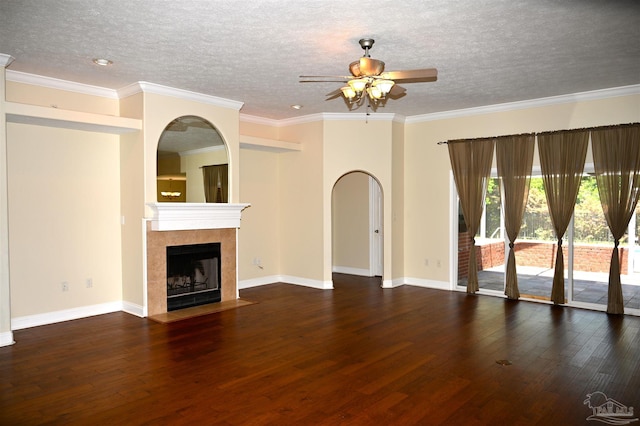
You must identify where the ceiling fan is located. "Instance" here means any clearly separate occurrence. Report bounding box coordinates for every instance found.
[300,38,437,111]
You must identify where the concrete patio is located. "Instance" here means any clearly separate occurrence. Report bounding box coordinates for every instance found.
[459,265,640,311]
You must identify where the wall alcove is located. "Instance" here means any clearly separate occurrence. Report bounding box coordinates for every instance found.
[156,115,229,203]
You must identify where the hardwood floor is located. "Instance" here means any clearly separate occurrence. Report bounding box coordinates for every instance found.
[1,274,639,425]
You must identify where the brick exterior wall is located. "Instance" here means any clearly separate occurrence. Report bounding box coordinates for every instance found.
[458,231,630,279]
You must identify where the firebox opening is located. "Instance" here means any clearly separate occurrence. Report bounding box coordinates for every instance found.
[166,242,221,311]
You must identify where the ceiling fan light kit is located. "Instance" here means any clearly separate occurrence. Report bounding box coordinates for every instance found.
[300,38,437,112]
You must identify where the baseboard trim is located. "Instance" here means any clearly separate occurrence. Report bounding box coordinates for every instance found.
[382,278,405,288]
[0,331,14,347]
[332,266,371,277]
[7,278,453,331]
[239,275,333,290]
[122,301,146,318]
[403,277,451,291]
[239,275,282,289]
[11,301,123,330]
[280,275,334,290]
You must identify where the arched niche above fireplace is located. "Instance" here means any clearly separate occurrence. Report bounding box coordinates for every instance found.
[156,115,229,203]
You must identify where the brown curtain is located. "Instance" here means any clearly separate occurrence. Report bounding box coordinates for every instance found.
[496,134,535,299]
[538,129,589,305]
[202,164,229,203]
[448,138,495,293]
[591,124,640,314]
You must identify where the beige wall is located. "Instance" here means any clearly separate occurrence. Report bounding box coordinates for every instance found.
[119,92,145,308]
[323,119,395,283]
[238,148,280,281]
[403,94,640,284]
[278,121,326,282]
[239,118,280,140]
[391,120,405,281]
[0,65,11,338]
[332,171,370,271]
[6,81,119,116]
[157,153,181,175]
[3,73,637,328]
[7,124,123,317]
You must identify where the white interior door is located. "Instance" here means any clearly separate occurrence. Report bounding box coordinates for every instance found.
[369,177,383,276]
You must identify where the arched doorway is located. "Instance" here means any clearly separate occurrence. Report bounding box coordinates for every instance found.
[156,116,229,203]
[332,171,383,280]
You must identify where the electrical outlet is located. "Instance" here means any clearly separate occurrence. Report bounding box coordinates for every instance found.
[437,260,442,268]
[62,281,69,292]
[424,259,429,266]
[86,278,93,288]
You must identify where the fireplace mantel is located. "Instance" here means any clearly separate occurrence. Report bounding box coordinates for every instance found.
[146,202,250,231]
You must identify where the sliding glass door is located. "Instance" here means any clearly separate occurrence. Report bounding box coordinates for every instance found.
[456,173,640,313]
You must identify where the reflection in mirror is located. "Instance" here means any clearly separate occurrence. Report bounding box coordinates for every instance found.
[157,116,229,203]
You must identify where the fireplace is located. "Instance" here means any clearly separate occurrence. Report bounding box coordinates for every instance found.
[145,203,250,318]
[167,243,221,311]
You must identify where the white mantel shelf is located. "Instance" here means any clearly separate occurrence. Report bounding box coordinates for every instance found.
[147,203,250,231]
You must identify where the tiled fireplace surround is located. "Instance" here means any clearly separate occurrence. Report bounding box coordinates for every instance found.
[145,203,248,317]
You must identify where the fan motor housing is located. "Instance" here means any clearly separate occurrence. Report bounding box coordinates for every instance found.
[349,57,385,77]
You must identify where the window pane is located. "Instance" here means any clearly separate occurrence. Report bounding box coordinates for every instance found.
[572,176,615,307]
[515,177,557,301]
[457,178,504,290]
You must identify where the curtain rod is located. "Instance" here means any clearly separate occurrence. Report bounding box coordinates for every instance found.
[437,122,639,145]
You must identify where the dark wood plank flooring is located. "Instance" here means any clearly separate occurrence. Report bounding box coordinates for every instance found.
[1,274,639,425]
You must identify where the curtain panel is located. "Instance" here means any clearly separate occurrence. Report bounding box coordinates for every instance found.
[202,164,229,203]
[537,129,589,305]
[448,138,495,293]
[496,134,535,300]
[591,124,640,314]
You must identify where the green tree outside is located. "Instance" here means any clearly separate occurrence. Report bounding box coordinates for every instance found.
[480,176,631,244]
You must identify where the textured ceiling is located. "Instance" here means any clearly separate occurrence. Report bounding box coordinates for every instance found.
[1,0,639,120]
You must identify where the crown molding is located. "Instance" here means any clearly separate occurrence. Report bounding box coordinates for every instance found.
[6,70,119,98]
[118,81,244,111]
[178,145,226,157]
[240,111,406,128]
[405,85,640,124]
[5,71,244,111]
[239,113,280,127]
[241,112,327,127]
[0,54,15,68]
[322,112,405,123]
[7,70,637,125]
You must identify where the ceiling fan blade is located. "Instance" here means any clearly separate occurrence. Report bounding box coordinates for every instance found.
[389,84,407,98]
[380,68,437,83]
[325,88,343,100]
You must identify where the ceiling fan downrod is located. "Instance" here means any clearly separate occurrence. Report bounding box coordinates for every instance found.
[359,38,375,57]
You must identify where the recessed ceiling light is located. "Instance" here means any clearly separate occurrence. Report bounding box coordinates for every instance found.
[92,58,113,66]
[291,104,303,110]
